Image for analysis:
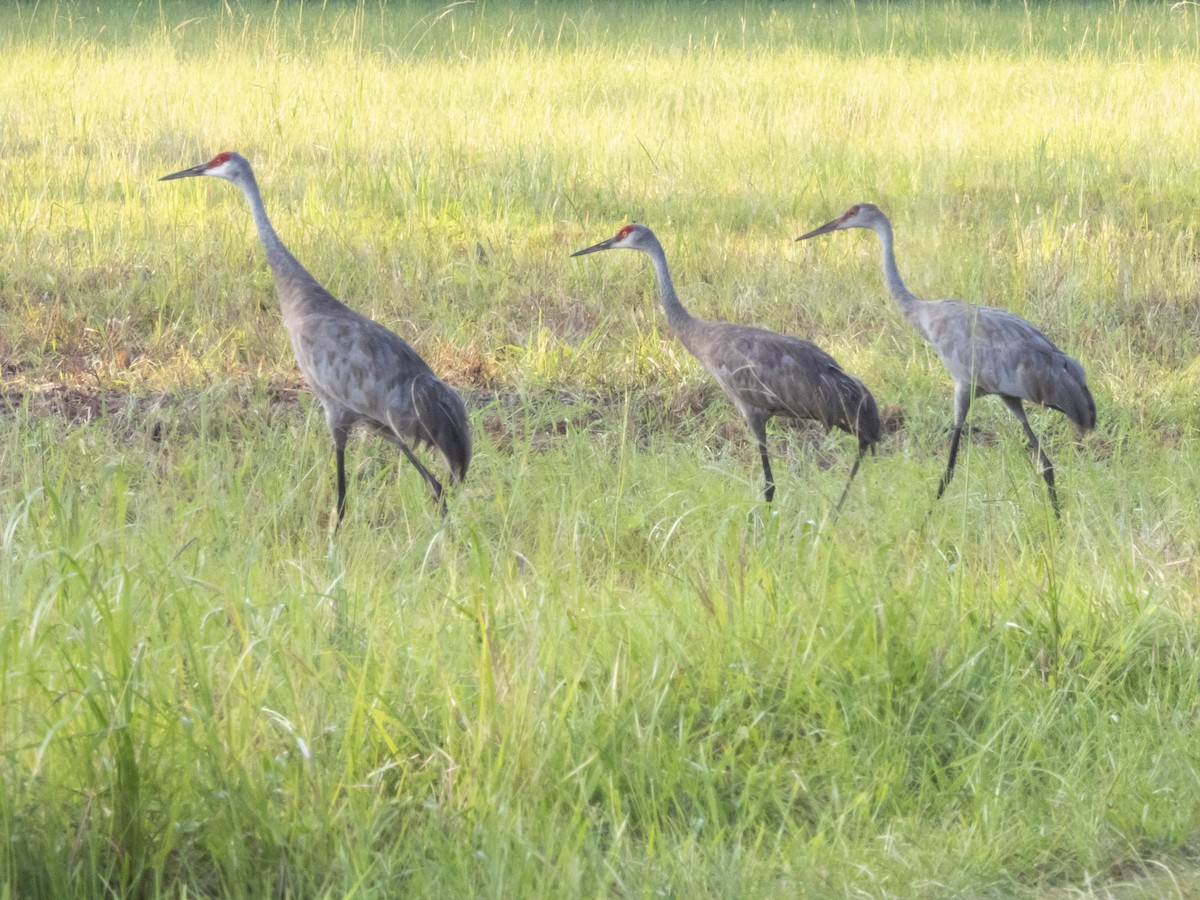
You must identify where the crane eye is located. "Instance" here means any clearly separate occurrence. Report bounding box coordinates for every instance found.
[209,151,233,168]
[616,224,636,240]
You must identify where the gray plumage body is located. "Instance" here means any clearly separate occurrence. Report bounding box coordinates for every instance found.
[573,223,880,507]
[161,151,470,522]
[798,203,1095,515]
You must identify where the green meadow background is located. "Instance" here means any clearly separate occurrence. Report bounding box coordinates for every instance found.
[2,1,1199,896]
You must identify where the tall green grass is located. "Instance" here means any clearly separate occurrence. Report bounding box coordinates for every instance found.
[2,2,1200,896]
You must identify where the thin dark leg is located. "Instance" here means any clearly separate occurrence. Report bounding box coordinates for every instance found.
[335,444,347,524]
[936,428,963,499]
[834,442,868,514]
[760,444,775,503]
[745,414,775,503]
[936,382,972,501]
[325,410,353,528]
[395,440,447,514]
[1001,396,1060,518]
[375,425,449,515]
[328,420,350,525]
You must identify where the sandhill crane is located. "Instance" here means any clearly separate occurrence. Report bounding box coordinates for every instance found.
[797,203,1095,517]
[160,151,470,523]
[572,223,881,510]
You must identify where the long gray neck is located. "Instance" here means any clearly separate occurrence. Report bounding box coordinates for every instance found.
[642,235,695,336]
[234,172,327,314]
[872,216,923,326]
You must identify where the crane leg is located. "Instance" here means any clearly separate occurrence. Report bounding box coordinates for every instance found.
[834,442,869,514]
[936,383,972,500]
[1000,396,1060,518]
[335,445,348,523]
[376,430,447,515]
[326,416,354,526]
[746,414,775,503]
[398,441,447,514]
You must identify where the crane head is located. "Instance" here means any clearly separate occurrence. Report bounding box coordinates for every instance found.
[571,223,656,257]
[795,203,885,241]
[160,151,249,183]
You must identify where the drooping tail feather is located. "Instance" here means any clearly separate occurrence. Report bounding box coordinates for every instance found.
[1031,353,1096,433]
[829,374,879,515]
[833,373,882,451]
[1061,379,1097,433]
[411,374,472,485]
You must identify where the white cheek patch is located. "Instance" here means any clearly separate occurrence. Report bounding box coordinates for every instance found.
[207,159,236,177]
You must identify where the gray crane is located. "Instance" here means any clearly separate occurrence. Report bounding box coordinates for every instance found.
[572,223,880,509]
[797,203,1095,516]
[160,151,470,523]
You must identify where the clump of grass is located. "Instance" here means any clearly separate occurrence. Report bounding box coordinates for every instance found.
[3,388,1198,895]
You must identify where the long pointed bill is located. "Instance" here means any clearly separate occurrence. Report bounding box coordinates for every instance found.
[570,237,616,257]
[159,162,210,181]
[795,217,844,242]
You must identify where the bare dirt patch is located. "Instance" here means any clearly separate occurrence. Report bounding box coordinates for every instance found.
[1,378,918,459]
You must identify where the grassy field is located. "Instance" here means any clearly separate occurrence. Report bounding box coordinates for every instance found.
[2,1,1200,896]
